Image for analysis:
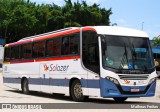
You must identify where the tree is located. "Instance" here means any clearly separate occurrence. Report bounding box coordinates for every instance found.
[0,0,112,43]
[152,37,160,47]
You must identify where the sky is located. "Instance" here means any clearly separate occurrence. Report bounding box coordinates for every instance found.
[30,0,160,39]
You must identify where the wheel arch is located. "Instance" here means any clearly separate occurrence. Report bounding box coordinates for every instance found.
[69,77,81,96]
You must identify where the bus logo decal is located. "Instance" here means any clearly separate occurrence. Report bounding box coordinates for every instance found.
[124,80,130,84]
[43,64,49,71]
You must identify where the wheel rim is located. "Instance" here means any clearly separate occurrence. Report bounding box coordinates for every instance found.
[74,83,82,98]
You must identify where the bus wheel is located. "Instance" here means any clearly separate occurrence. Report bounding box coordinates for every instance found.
[71,80,85,102]
[113,97,128,102]
[22,79,29,95]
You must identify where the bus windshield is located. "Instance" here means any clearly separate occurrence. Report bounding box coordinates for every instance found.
[101,35,154,73]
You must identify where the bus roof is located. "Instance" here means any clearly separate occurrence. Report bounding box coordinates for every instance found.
[18,26,149,41]
[92,26,149,37]
[19,27,79,41]
[6,27,80,47]
[6,26,148,47]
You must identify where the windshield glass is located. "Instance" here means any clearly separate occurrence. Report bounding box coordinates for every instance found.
[101,35,154,72]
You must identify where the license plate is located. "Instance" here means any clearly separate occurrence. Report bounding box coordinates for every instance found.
[131,88,139,92]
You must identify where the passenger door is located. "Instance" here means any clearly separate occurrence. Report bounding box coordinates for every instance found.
[82,31,100,96]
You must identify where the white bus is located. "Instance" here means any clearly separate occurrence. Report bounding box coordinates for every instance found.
[3,26,157,102]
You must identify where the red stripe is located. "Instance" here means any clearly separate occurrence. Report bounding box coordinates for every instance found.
[7,27,97,47]
[82,27,96,32]
[35,56,80,62]
[8,39,32,47]
[7,29,80,46]
[10,59,34,64]
[9,56,80,64]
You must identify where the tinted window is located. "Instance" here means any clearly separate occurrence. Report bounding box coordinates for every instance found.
[15,46,21,59]
[62,36,70,55]
[4,47,10,61]
[46,38,61,57]
[33,42,45,58]
[11,47,16,60]
[22,44,32,59]
[53,38,61,56]
[61,34,79,55]
[11,46,21,60]
[70,35,79,54]
[82,31,99,74]
[46,40,53,56]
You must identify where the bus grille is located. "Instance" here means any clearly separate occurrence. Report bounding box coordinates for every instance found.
[119,74,149,80]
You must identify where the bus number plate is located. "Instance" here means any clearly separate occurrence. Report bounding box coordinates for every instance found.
[131,88,139,92]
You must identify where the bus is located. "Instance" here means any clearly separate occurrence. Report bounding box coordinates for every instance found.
[152,47,160,78]
[3,26,157,102]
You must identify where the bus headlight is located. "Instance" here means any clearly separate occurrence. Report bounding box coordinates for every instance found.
[105,76,120,85]
[149,77,156,85]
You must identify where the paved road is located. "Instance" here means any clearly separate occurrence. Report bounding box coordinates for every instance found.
[0,72,160,112]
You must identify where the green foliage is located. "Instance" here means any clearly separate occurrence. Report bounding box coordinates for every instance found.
[152,37,160,47]
[0,0,112,43]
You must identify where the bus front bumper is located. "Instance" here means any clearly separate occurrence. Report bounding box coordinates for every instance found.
[100,78,156,98]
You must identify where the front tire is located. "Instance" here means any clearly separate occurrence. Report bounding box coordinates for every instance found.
[113,97,128,102]
[22,79,29,95]
[71,80,85,102]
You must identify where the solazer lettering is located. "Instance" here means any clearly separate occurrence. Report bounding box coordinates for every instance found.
[49,64,69,72]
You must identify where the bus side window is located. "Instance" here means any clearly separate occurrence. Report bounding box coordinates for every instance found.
[11,46,21,60]
[61,34,79,55]
[4,47,10,61]
[62,36,70,55]
[70,34,79,55]
[15,46,21,59]
[33,42,45,58]
[11,47,16,60]
[53,38,61,56]
[46,40,53,56]
[22,43,32,59]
